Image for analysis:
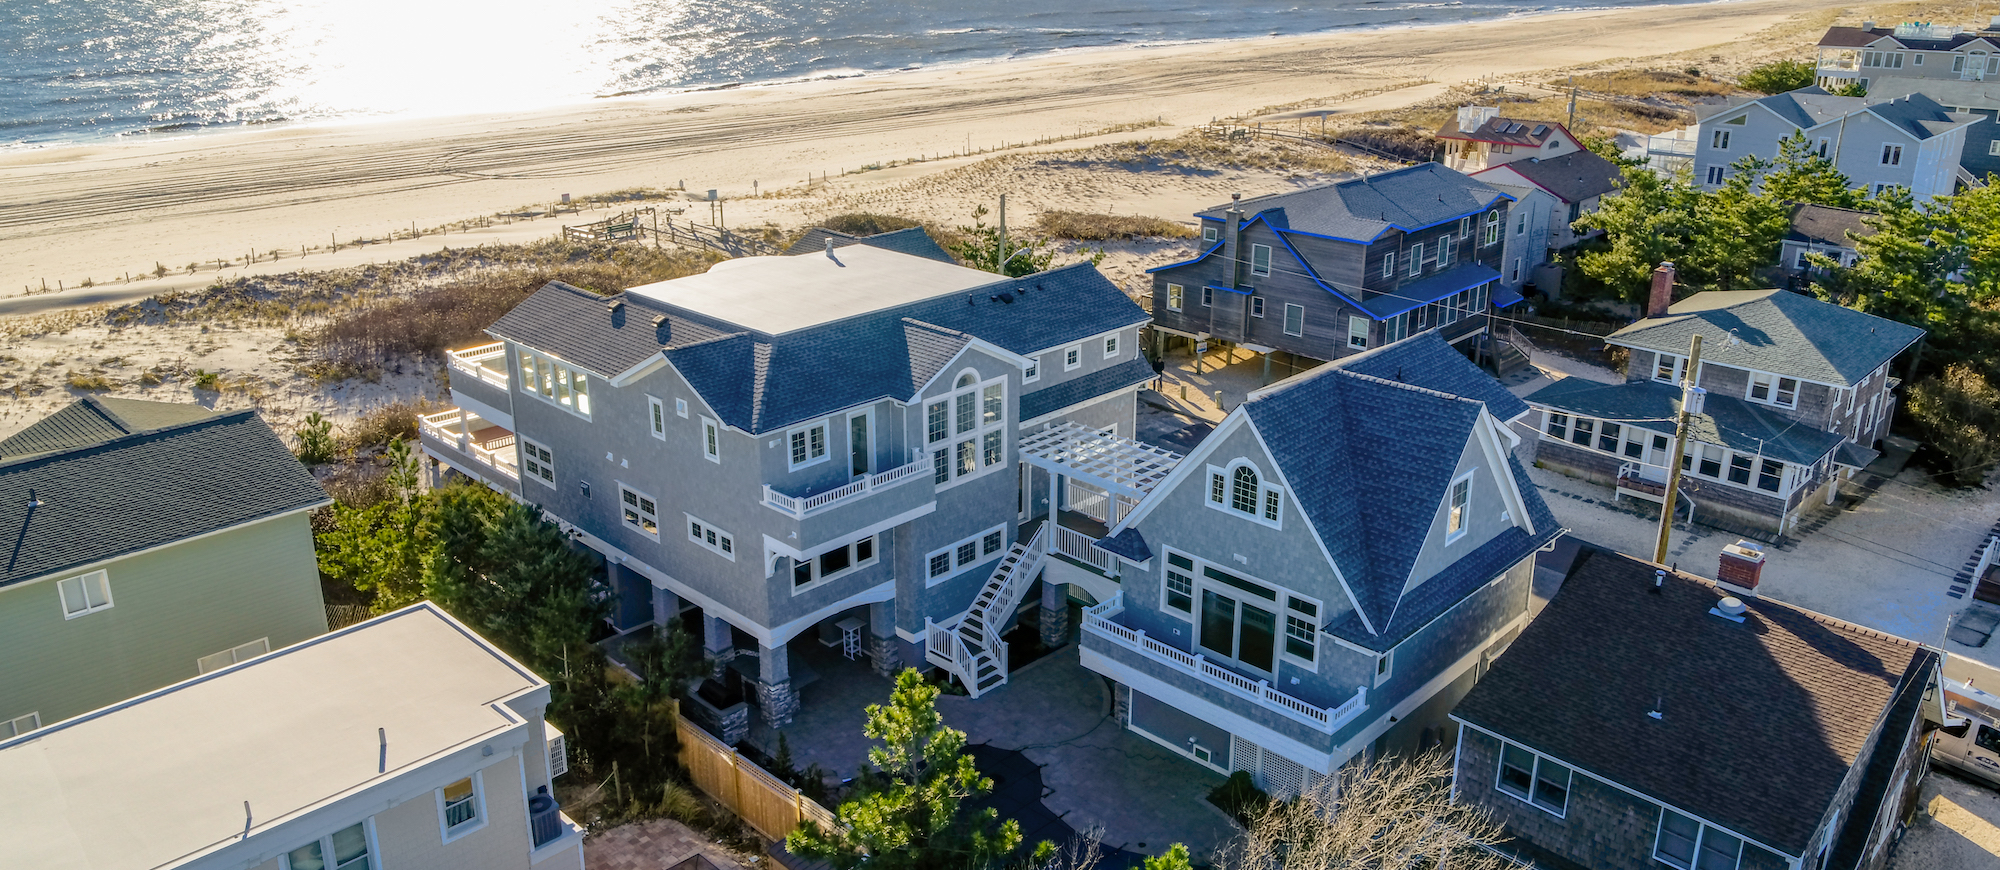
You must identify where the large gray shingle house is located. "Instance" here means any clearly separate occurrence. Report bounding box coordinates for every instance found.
[421,245,1156,727]
[1528,284,1923,537]
[1145,163,1519,367]
[1453,547,1937,870]
[1077,333,1563,795]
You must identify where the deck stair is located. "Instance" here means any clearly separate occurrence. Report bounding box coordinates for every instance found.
[925,524,1047,698]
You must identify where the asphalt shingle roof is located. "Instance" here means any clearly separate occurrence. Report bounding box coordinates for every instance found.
[1818,24,2000,52]
[784,226,957,264]
[1704,88,1976,141]
[0,397,223,459]
[1607,289,1924,386]
[1194,163,1510,243]
[1527,377,1858,467]
[0,407,328,588]
[493,260,1148,434]
[1331,331,1531,421]
[1093,527,1153,563]
[1454,547,1928,856]
[1243,335,1557,635]
[1020,358,1155,422]
[1435,115,1566,146]
[1358,264,1500,317]
[1786,203,1879,247]
[1481,149,1623,204]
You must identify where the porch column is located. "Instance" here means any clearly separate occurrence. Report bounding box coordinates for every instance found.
[652,586,681,630]
[702,612,737,678]
[754,641,798,728]
[868,599,903,679]
[1261,351,1273,386]
[1039,580,1070,648]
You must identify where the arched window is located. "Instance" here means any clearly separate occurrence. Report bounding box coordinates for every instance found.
[1231,466,1259,514]
[956,373,977,388]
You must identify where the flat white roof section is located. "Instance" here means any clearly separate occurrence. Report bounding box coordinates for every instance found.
[0,603,545,870]
[625,244,1005,335]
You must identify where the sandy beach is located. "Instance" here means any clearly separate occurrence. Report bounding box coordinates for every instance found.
[0,0,1849,310]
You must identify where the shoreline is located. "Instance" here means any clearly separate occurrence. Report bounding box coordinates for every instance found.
[1,0,1749,155]
[0,0,1842,309]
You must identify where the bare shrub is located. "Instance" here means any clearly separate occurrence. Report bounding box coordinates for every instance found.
[345,400,430,455]
[1221,750,1515,870]
[1036,211,1195,241]
[818,213,922,236]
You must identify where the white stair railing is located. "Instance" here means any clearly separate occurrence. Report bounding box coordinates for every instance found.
[929,525,1049,698]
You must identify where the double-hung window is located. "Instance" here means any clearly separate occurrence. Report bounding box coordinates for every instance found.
[1165,283,1184,311]
[1544,412,1569,439]
[1437,234,1454,266]
[1164,552,1196,614]
[1706,166,1725,185]
[1251,296,1265,318]
[620,484,660,538]
[1758,459,1786,493]
[1746,372,1798,407]
[1882,144,1903,166]
[1346,315,1369,350]
[1382,251,1396,278]
[926,525,1007,585]
[1283,303,1304,337]
[57,569,112,619]
[1250,243,1272,277]
[647,397,667,440]
[1711,130,1730,150]
[1496,742,1572,816]
[1408,243,1424,277]
[1283,597,1318,663]
[687,516,735,560]
[701,417,721,463]
[1201,286,1214,307]
[1655,808,1744,870]
[1206,461,1283,528]
[927,373,1007,488]
[788,421,829,469]
[1459,216,1472,238]
[438,776,484,841]
[1653,354,1685,384]
[520,438,555,487]
[1727,454,1754,485]
[1446,474,1471,541]
[283,822,372,870]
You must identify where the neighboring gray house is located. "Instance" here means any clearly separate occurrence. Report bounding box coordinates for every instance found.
[1146,163,1519,370]
[420,245,1155,728]
[0,397,331,735]
[1469,149,1623,292]
[1076,333,1563,795]
[1813,20,2000,181]
[1527,283,1924,537]
[1688,88,1978,201]
[1782,203,1878,274]
[1453,546,1938,870]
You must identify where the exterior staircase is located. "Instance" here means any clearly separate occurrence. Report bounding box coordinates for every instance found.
[925,524,1048,698]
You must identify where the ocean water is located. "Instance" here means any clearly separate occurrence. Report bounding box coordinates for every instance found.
[1,0,1694,148]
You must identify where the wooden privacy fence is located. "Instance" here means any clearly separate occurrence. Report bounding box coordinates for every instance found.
[676,713,838,840]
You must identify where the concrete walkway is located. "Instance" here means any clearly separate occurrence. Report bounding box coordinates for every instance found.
[1891,769,2000,869]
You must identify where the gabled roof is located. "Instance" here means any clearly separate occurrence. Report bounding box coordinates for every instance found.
[1238,335,1558,637]
[495,258,1148,435]
[1785,203,1879,247]
[1020,357,1155,422]
[1454,547,1932,857]
[784,226,957,264]
[1606,288,1924,385]
[1818,24,2000,52]
[0,397,224,459]
[1435,115,1567,147]
[1473,149,1623,204]
[1358,264,1501,318]
[1193,163,1510,243]
[0,405,328,589]
[1527,377,1866,467]
[1703,88,1977,141]
[1332,331,1531,421]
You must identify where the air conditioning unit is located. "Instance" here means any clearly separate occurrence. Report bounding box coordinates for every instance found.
[546,723,569,778]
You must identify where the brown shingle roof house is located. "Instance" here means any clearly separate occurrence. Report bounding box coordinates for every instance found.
[1450,547,1938,870]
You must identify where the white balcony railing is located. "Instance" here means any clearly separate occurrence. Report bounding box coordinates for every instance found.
[1083,593,1368,734]
[419,409,520,482]
[762,450,930,519]
[448,342,510,389]
[1050,523,1118,575]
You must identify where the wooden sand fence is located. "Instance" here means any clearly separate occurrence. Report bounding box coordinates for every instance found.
[676,712,838,840]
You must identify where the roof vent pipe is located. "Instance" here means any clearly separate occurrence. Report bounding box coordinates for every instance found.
[1651,569,1666,593]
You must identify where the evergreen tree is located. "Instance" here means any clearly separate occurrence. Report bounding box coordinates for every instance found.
[1738,59,1814,95]
[1686,155,1789,291]
[1574,165,1699,302]
[1762,131,1862,208]
[314,439,431,610]
[947,204,1057,277]
[787,669,1025,870]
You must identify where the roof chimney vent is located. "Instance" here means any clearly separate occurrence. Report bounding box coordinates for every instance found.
[1648,262,1676,318]
[1651,569,1666,594]
[27,489,44,510]
[1863,20,1875,30]
[1718,540,1765,595]
[606,298,623,313]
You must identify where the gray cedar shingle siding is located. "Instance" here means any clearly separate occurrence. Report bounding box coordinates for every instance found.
[1020,357,1155,422]
[1453,548,1925,856]
[0,408,329,588]
[1192,164,1510,243]
[1606,289,1923,386]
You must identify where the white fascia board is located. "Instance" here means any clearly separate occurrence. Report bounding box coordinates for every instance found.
[609,353,670,388]
[1081,645,1337,774]
[905,339,1034,403]
[1106,409,1251,533]
[1338,611,1524,759]
[1243,415,1373,637]
[1025,322,1146,361]
[760,501,939,562]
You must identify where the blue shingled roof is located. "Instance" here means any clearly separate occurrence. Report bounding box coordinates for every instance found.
[1194,163,1511,243]
[1527,377,1854,467]
[1021,358,1155,422]
[1330,331,1530,421]
[1358,264,1500,317]
[1093,527,1153,563]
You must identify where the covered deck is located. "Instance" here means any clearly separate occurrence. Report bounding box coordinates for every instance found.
[1017,422,1182,580]
[418,407,520,486]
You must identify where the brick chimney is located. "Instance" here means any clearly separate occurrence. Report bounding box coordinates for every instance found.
[1717,540,1765,595]
[1648,262,1676,318]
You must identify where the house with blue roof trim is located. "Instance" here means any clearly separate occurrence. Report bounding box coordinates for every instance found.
[1145,163,1521,372]
[1075,332,1563,795]
[419,243,1167,730]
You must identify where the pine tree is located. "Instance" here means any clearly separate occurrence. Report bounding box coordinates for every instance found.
[1574,164,1700,302]
[1762,131,1862,209]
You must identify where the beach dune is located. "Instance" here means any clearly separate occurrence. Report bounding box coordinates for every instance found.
[0,0,1838,305]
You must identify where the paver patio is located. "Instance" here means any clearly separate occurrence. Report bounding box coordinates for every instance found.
[583,818,751,870]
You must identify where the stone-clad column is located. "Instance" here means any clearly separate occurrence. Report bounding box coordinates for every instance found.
[868,599,902,678]
[652,586,681,629]
[1039,580,1070,648]
[702,612,737,678]
[755,641,798,728]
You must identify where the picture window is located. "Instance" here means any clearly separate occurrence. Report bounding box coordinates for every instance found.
[675,397,689,418]
[516,349,591,418]
[57,569,113,619]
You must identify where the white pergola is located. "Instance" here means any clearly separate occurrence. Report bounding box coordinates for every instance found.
[1018,421,1183,500]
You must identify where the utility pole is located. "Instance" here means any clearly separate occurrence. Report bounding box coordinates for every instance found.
[1567,75,1577,130]
[997,194,1008,274]
[1653,333,1705,564]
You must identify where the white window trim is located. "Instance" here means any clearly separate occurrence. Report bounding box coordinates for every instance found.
[520,437,556,489]
[791,535,881,595]
[1283,303,1305,337]
[1103,335,1120,359]
[1744,371,1799,409]
[2,711,42,739]
[701,417,721,464]
[1023,356,1041,384]
[1165,283,1184,312]
[1408,242,1424,277]
[57,569,113,619]
[1494,740,1571,818]
[786,418,833,471]
[1653,806,1744,870]
[1203,225,1219,243]
[1204,460,1284,530]
[1445,471,1473,543]
[1063,344,1084,371]
[1346,315,1369,351]
[1382,250,1396,278]
[1251,296,1265,318]
[1374,648,1394,687]
[1250,243,1272,277]
[927,373,1011,493]
[1163,551,1196,616]
[647,396,668,440]
[686,514,737,561]
[281,821,379,870]
[675,397,689,418]
[515,348,593,420]
[1165,547,1320,673]
[436,772,488,844]
[1651,353,1686,385]
[925,524,1009,587]
[197,637,270,674]
[618,482,662,540]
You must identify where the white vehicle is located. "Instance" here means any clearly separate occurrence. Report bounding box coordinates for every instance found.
[1937,677,2000,787]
